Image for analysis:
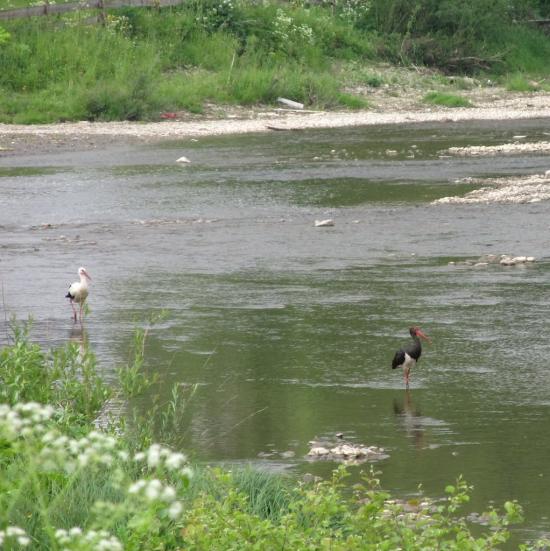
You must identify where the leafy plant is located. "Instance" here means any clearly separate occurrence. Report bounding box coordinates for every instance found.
[0,26,10,45]
[0,320,109,427]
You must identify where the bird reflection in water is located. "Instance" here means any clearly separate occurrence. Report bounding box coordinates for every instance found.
[68,325,89,363]
[393,390,426,449]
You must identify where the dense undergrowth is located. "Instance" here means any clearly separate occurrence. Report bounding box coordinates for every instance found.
[0,322,548,549]
[0,0,549,123]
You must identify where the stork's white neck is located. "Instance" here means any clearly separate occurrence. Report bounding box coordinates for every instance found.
[79,274,89,286]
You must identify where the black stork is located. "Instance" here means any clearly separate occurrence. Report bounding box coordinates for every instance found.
[391,327,431,387]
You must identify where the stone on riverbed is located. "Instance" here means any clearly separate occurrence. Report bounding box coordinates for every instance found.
[499,255,535,266]
[314,219,335,227]
[307,441,388,463]
[448,254,536,267]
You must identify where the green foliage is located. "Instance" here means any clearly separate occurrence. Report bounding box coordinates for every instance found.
[505,73,541,91]
[368,0,550,72]
[180,465,528,550]
[0,321,109,426]
[337,93,370,109]
[423,91,473,107]
[0,26,10,45]
[0,401,192,550]
[0,0,549,121]
[117,323,159,398]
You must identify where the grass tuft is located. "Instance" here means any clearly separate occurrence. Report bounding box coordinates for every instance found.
[423,91,473,108]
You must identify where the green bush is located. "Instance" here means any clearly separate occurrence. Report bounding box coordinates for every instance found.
[0,322,108,426]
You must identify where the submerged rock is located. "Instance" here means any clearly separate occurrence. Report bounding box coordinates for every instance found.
[306,440,388,463]
[499,255,536,266]
[449,254,536,268]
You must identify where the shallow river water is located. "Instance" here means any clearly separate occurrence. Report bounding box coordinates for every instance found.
[1,119,550,543]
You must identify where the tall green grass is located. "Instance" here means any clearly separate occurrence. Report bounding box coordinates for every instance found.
[0,4,374,122]
[0,1,549,121]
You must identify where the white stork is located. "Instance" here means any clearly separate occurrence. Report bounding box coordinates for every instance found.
[65,267,92,322]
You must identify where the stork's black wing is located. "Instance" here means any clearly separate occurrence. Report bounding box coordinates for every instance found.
[392,349,405,369]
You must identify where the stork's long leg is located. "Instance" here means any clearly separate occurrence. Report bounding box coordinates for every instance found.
[70,299,77,322]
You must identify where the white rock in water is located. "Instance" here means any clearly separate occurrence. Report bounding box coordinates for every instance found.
[315,219,334,227]
[176,156,191,164]
[500,256,516,266]
[545,170,550,178]
[330,444,358,457]
[527,256,536,262]
[308,447,330,456]
[512,256,527,263]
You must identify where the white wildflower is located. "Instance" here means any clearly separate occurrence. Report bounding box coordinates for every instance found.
[147,444,161,468]
[181,466,194,480]
[6,526,25,537]
[128,479,147,494]
[165,452,186,470]
[168,500,183,519]
[161,485,176,502]
[134,451,146,462]
[145,479,162,501]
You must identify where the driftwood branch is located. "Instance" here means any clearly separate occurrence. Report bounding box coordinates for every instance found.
[445,52,506,71]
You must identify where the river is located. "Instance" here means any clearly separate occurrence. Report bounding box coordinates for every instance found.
[1,118,550,543]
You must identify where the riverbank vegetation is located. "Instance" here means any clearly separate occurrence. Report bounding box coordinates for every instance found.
[0,323,547,549]
[0,0,549,123]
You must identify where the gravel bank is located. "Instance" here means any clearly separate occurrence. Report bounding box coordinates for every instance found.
[1,92,549,155]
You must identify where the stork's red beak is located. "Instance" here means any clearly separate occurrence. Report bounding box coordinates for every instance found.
[83,270,92,281]
[416,329,431,343]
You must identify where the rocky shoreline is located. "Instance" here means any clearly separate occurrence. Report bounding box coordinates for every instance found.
[0,90,549,156]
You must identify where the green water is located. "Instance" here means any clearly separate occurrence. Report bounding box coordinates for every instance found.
[1,119,550,543]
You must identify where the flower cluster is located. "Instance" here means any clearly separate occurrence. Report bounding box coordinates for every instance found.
[105,15,132,37]
[273,9,314,46]
[128,443,192,520]
[325,0,372,24]
[0,402,55,441]
[196,0,237,32]
[0,526,31,547]
[128,478,184,519]
[39,429,128,474]
[54,527,122,551]
[134,443,190,476]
